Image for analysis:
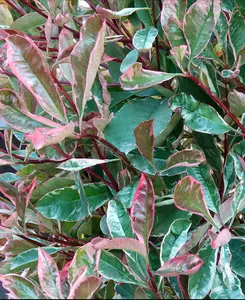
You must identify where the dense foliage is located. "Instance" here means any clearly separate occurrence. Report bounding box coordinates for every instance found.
[1,0,245,298]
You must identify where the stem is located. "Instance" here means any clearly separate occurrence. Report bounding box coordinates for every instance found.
[188,74,245,134]
[4,0,25,15]
[85,168,115,190]
[147,265,161,300]
[93,141,119,192]
[50,145,71,159]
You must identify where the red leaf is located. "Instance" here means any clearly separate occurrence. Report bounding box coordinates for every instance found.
[130,173,155,248]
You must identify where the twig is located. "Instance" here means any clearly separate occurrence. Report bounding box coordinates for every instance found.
[4,0,25,15]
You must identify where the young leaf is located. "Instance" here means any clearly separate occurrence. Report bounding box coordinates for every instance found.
[58,158,118,171]
[131,173,155,248]
[156,254,203,277]
[166,149,205,169]
[68,276,101,299]
[107,200,134,238]
[170,93,232,134]
[0,274,45,299]
[120,63,179,90]
[38,248,63,299]
[96,6,150,19]
[98,250,138,285]
[160,219,191,264]
[188,243,218,299]
[132,27,158,51]
[36,184,111,221]
[227,90,245,117]
[70,15,106,119]
[6,35,66,123]
[184,0,220,61]
[209,228,232,249]
[174,176,216,225]
[134,119,154,165]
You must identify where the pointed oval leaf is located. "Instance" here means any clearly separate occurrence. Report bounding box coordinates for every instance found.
[184,0,220,60]
[120,63,179,90]
[10,12,46,31]
[174,176,216,225]
[134,119,154,165]
[38,248,63,299]
[131,173,155,246]
[166,149,205,169]
[107,200,134,238]
[133,27,158,51]
[156,254,203,277]
[68,276,101,299]
[161,0,187,30]
[188,243,218,299]
[6,35,65,122]
[0,274,45,299]
[98,250,138,284]
[209,228,232,249]
[218,244,236,288]
[227,90,245,117]
[170,93,232,134]
[229,239,245,279]
[229,9,245,59]
[58,158,118,171]
[160,219,192,264]
[120,49,139,73]
[70,15,106,118]
[96,6,150,19]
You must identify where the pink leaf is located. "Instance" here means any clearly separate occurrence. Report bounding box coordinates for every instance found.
[166,149,205,169]
[174,176,216,225]
[209,228,232,249]
[25,122,74,150]
[91,237,147,258]
[156,254,203,277]
[68,276,101,299]
[131,173,155,248]
[38,248,63,299]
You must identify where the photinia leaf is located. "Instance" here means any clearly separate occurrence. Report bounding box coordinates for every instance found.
[96,5,150,19]
[132,27,158,51]
[170,93,232,134]
[120,63,179,90]
[188,243,218,299]
[36,184,111,221]
[161,0,187,30]
[98,250,138,285]
[209,228,232,249]
[25,123,74,150]
[105,97,172,154]
[131,173,154,250]
[229,9,245,59]
[227,90,245,117]
[229,239,245,279]
[160,219,191,264]
[107,200,134,238]
[0,4,13,26]
[6,35,66,123]
[156,254,203,277]
[92,237,147,258]
[184,0,221,61]
[214,11,228,54]
[218,244,236,289]
[57,158,118,171]
[0,274,45,299]
[166,149,205,169]
[134,119,154,165]
[38,248,63,299]
[70,15,106,120]
[134,0,153,27]
[68,276,101,299]
[10,12,46,31]
[174,176,216,226]
[120,49,139,73]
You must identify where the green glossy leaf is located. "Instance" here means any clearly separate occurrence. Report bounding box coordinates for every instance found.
[107,200,134,238]
[70,15,106,119]
[223,154,235,197]
[10,12,46,31]
[116,181,139,208]
[105,97,172,154]
[120,49,139,73]
[120,63,179,90]
[0,274,45,299]
[170,93,232,134]
[36,184,111,221]
[230,239,245,278]
[11,247,62,272]
[188,243,218,299]
[187,162,220,214]
[184,0,220,61]
[134,119,154,165]
[58,158,118,171]
[160,219,191,264]
[219,245,236,288]
[132,27,158,51]
[96,5,150,19]
[174,176,216,225]
[134,0,153,27]
[98,250,138,285]
[6,36,65,122]
[152,204,191,236]
[230,9,245,59]
[161,0,187,31]
[215,11,228,54]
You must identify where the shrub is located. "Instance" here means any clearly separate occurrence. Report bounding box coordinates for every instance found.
[0,0,245,299]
